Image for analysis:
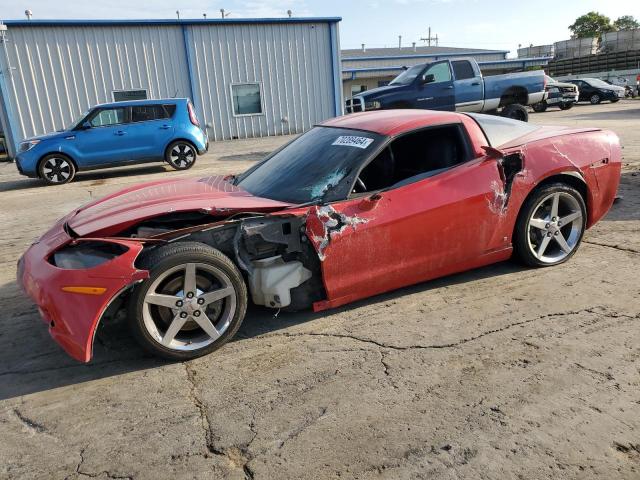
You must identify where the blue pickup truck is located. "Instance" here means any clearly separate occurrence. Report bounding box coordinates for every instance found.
[345,58,546,122]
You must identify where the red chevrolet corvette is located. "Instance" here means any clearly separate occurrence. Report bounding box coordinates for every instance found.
[18,110,621,362]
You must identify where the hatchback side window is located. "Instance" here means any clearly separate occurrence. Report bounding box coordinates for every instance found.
[131,105,175,123]
[89,108,126,127]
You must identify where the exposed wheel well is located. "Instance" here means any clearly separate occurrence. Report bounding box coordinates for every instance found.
[37,152,77,177]
[499,86,528,107]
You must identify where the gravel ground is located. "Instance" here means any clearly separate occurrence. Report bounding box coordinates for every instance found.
[0,101,638,480]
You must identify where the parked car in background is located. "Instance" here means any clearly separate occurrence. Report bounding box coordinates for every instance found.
[602,79,636,98]
[15,99,208,185]
[345,58,546,122]
[18,110,621,362]
[532,76,579,112]
[566,78,625,104]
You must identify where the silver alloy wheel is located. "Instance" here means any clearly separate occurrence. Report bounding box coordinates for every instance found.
[527,192,583,264]
[170,143,196,168]
[590,94,600,104]
[42,157,72,183]
[142,262,236,351]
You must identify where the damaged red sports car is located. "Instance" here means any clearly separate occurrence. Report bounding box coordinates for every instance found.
[18,110,621,362]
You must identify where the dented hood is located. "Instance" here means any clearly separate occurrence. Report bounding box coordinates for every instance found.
[68,175,292,236]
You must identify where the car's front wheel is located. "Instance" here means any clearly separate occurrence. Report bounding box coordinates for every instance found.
[128,242,248,360]
[166,141,197,170]
[532,101,548,113]
[513,183,586,268]
[38,154,76,185]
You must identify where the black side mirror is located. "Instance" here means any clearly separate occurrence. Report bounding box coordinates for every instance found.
[421,74,435,85]
[81,121,92,130]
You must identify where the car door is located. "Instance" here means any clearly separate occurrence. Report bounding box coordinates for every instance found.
[306,131,508,309]
[413,61,455,111]
[73,106,130,166]
[575,80,591,101]
[451,60,484,112]
[125,104,176,161]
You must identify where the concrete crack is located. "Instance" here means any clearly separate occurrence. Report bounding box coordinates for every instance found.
[277,406,328,450]
[13,408,46,433]
[584,240,640,255]
[70,446,134,480]
[574,363,615,381]
[183,362,214,453]
[265,308,604,351]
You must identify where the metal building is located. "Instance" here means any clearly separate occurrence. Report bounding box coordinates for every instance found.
[0,17,343,158]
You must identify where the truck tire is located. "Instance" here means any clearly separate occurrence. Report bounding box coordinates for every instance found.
[501,104,529,122]
[558,103,574,111]
[532,102,547,113]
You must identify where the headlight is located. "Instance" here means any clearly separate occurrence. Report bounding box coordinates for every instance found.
[365,100,382,110]
[19,140,40,153]
[49,241,129,270]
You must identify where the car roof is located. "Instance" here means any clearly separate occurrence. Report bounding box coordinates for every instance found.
[93,98,188,109]
[320,110,467,136]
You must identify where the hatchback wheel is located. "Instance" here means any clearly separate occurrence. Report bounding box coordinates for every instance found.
[38,154,76,185]
[514,183,586,267]
[166,141,197,170]
[129,242,247,360]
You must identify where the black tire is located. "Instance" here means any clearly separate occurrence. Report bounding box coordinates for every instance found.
[501,104,529,122]
[128,241,248,361]
[165,140,197,170]
[590,94,601,105]
[38,154,76,185]
[558,102,574,110]
[513,183,587,268]
[610,98,620,103]
[532,102,548,113]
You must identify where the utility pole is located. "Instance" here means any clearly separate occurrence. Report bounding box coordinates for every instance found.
[420,26,438,46]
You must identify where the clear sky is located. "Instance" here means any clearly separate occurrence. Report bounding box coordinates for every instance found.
[3,1,640,57]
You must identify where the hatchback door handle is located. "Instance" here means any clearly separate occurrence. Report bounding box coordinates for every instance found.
[160,125,171,130]
[115,131,127,136]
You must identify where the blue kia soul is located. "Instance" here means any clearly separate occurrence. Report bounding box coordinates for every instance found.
[15,98,208,185]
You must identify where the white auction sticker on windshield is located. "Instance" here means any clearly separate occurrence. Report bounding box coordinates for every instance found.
[332,136,374,149]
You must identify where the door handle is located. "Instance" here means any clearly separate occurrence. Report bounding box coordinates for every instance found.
[471,82,480,86]
[444,85,454,90]
[115,131,127,136]
[160,125,171,130]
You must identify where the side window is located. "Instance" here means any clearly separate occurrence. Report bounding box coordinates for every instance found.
[452,60,476,80]
[355,126,469,193]
[89,108,126,127]
[131,105,175,123]
[423,62,452,84]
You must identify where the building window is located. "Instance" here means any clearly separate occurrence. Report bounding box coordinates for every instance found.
[231,83,263,116]
[112,89,148,102]
[89,108,126,127]
[351,85,367,96]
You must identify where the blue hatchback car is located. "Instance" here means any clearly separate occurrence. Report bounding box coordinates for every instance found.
[15,98,208,185]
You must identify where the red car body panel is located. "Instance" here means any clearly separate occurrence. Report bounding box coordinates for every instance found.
[18,111,622,362]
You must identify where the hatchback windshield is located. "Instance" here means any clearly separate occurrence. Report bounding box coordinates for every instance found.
[390,64,424,86]
[236,127,386,204]
[65,109,91,130]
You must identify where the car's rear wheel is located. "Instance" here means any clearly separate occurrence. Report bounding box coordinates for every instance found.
[513,183,586,268]
[166,141,197,170]
[128,242,247,361]
[611,98,620,103]
[532,102,547,113]
[501,104,529,122]
[38,154,76,185]
[590,94,601,104]
[558,102,574,110]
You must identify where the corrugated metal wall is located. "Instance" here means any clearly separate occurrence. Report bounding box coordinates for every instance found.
[187,22,334,141]
[0,20,339,153]
[2,25,191,142]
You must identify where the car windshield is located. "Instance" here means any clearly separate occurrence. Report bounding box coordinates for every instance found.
[64,109,91,130]
[585,78,613,88]
[236,126,386,204]
[390,64,424,86]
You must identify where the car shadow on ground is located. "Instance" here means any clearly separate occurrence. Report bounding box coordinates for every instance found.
[569,105,640,121]
[0,164,170,193]
[0,259,528,401]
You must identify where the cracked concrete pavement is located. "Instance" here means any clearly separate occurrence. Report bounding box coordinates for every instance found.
[1,101,639,479]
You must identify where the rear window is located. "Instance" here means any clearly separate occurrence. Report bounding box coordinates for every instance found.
[452,61,475,80]
[131,104,175,122]
[465,113,539,147]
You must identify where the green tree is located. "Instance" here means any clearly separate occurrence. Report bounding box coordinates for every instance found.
[569,11,613,38]
[613,15,640,31]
